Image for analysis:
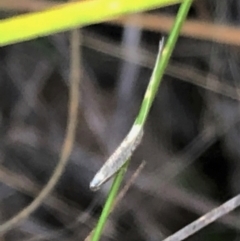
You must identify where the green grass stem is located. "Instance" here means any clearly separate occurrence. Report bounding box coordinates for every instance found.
[0,0,181,46]
[90,0,193,240]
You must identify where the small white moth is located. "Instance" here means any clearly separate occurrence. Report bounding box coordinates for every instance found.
[90,124,143,191]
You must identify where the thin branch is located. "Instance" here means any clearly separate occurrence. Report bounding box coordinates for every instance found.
[162,194,240,241]
[109,13,240,46]
[82,32,240,101]
[0,29,81,234]
[0,166,80,221]
[0,0,57,12]
[113,161,146,208]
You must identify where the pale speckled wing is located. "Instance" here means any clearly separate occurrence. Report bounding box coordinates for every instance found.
[90,125,144,191]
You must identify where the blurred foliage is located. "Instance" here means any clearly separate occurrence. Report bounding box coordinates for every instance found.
[0,0,240,240]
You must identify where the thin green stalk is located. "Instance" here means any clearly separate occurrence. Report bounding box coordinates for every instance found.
[90,0,193,240]
[0,0,181,46]
[90,161,129,241]
[135,0,193,126]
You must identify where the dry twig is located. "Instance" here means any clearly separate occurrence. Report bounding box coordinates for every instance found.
[0,29,81,234]
[162,194,240,241]
[110,13,240,46]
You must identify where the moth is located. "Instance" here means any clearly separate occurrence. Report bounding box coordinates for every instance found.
[90,124,143,191]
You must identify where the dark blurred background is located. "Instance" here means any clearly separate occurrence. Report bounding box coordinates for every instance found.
[1,0,240,240]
